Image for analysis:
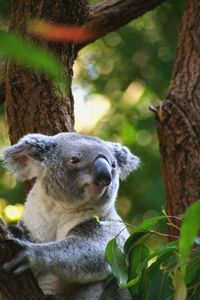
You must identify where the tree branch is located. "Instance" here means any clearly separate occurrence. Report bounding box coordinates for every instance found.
[79,0,165,49]
[154,0,200,238]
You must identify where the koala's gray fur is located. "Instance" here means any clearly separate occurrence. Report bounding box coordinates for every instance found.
[2,132,140,300]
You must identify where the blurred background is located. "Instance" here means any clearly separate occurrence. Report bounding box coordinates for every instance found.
[0,0,184,225]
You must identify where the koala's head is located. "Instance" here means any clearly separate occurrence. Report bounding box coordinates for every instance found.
[2,133,140,207]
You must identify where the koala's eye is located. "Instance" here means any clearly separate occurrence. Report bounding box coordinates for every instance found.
[70,156,80,164]
[112,162,117,169]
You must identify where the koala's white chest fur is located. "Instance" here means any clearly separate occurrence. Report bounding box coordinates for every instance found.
[21,181,104,295]
[22,181,97,243]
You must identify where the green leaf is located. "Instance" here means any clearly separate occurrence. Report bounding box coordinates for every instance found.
[128,243,150,280]
[105,238,128,286]
[179,201,200,275]
[127,244,150,296]
[137,246,177,299]
[186,252,200,299]
[185,264,200,286]
[129,250,176,300]
[172,269,187,300]
[187,269,200,300]
[129,242,177,279]
[188,287,200,300]
[143,242,177,264]
[123,216,165,256]
[142,251,177,300]
[124,231,149,255]
[145,269,173,300]
[147,251,177,278]
[139,215,165,231]
[123,243,176,297]
[185,250,200,285]
[0,30,69,91]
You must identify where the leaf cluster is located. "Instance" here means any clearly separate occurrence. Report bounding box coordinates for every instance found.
[105,201,200,300]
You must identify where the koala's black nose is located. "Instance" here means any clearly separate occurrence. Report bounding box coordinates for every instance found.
[93,157,112,186]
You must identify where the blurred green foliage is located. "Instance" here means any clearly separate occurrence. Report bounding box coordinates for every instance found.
[0,0,184,224]
[74,0,184,224]
[0,0,11,18]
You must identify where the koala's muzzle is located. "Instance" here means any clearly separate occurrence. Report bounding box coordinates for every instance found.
[93,157,112,186]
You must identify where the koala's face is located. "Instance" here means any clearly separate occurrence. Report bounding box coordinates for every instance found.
[2,133,140,207]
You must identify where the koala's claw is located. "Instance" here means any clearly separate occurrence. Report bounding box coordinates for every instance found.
[2,238,33,274]
[3,251,29,274]
[0,238,25,249]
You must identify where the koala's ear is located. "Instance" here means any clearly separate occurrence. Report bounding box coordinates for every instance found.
[107,142,140,180]
[2,134,56,181]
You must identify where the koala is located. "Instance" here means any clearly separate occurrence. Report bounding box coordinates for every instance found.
[2,132,140,300]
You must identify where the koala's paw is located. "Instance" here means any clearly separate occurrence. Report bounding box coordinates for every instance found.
[1,238,35,274]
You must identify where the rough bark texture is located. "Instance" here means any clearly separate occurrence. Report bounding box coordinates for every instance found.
[81,0,165,48]
[154,0,200,237]
[6,0,89,145]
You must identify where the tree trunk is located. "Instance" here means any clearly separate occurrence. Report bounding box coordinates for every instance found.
[1,1,89,299]
[154,0,200,237]
[6,0,89,145]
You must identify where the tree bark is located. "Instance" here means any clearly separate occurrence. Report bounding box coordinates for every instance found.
[6,0,89,145]
[154,0,200,237]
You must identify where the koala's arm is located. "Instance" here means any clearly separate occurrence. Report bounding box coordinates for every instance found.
[3,219,126,284]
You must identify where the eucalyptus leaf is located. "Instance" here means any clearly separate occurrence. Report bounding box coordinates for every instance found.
[126,243,150,296]
[123,231,149,255]
[144,242,177,264]
[105,238,128,286]
[128,243,150,280]
[124,216,166,256]
[187,280,200,300]
[141,252,176,300]
[139,215,165,231]
[185,251,200,285]
[179,201,200,275]
[145,269,173,300]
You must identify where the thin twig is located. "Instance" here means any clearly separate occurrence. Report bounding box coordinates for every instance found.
[106,218,179,240]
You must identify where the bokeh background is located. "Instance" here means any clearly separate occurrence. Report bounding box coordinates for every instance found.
[0,0,184,225]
